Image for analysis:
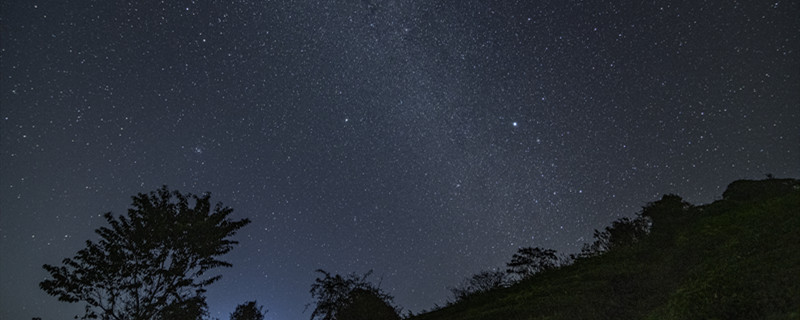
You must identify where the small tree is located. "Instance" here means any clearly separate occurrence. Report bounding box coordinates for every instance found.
[308,269,398,320]
[506,247,559,279]
[336,288,399,320]
[39,186,251,319]
[158,294,208,319]
[231,300,266,320]
[577,215,650,258]
[449,270,507,301]
[640,194,691,232]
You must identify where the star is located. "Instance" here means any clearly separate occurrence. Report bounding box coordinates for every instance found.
[2,1,797,319]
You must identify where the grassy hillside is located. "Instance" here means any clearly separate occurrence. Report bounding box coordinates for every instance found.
[411,178,800,320]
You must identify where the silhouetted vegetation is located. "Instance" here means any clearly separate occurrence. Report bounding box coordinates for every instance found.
[640,194,693,234]
[336,288,401,320]
[723,177,799,202]
[39,186,251,320]
[574,215,650,259]
[506,247,560,280]
[34,178,800,319]
[308,269,400,320]
[230,300,267,320]
[411,178,800,320]
[448,270,508,302]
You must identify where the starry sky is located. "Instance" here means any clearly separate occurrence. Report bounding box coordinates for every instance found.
[1,1,798,319]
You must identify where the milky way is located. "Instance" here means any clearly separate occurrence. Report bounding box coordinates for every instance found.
[1,1,798,319]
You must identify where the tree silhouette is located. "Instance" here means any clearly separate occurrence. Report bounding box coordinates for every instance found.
[158,295,208,319]
[336,288,400,320]
[308,269,398,320]
[449,270,508,301]
[640,194,691,233]
[578,215,650,258]
[39,186,251,320]
[230,300,266,320]
[722,178,799,203]
[506,247,559,279]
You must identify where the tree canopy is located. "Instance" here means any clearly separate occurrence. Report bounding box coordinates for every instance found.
[336,288,400,320]
[577,215,650,258]
[230,300,267,320]
[308,269,399,320]
[640,194,692,233]
[39,186,251,320]
[506,247,560,279]
[449,270,508,301]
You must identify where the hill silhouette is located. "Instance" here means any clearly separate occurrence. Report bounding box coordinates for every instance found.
[411,178,800,320]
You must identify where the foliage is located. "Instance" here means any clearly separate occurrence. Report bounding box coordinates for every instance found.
[158,295,208,319]
[506,247,560,279]
[449,270,508,302]
[231,300,267,320]
[722,178,799,202]
[39,186,251,320]
[336,288,400,320]
[308,269,399,320]
[639,194,692,233]
[576,215,650,259]
[409,178,800,320]
[647,191,800,319]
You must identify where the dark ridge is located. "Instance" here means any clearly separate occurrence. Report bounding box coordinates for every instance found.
[411,178,800,320]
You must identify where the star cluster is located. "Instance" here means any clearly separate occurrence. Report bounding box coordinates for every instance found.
[1,1,798,319]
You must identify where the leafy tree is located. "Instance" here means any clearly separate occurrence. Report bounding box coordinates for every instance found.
[39,186,251,320]
[449,270,508,301]
[640,194,692,234]
[230,300,267,320]
[158,294,208,319]
[308,269,398,320]
[336,288,399,320]
[577,215,650,258]
[506,247,560,279]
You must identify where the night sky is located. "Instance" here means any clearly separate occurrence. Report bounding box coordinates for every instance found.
[1,1,798,319]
